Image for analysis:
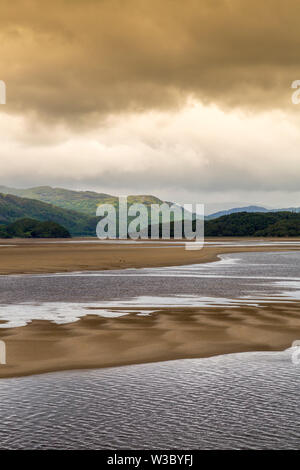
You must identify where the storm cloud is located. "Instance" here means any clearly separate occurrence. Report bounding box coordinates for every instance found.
[0,0,299,210]
[0,0,299,123]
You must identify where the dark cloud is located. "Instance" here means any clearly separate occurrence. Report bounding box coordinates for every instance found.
[0,0,299,125]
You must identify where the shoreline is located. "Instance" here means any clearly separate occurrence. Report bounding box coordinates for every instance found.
[0,237,300,275]
[0,239,299,379]
[0,301,300,379]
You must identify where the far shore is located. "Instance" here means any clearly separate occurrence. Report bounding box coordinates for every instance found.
[0,236,300,275]
[0,301,299,379]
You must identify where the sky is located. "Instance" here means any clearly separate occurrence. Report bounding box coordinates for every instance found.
[1,0,300,213]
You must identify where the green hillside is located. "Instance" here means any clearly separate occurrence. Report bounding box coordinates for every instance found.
[3,192,299,239]
[0,192,185,238]
[0,185,165,216]
[0,218,71,238]
[150,211,300,237]
[0,193,98,236]
[204,211,300,237]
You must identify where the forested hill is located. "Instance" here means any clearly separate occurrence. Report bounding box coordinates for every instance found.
[204,211,300,237]
[2,193,300,238]
[0,193,98,236]
[0,218,71,238]
[0,185,165,216]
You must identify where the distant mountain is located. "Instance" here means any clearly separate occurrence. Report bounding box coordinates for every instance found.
[0,193,98,236]
[205,211,300,237]
[270,206,300,213]
[206,206,269,219]
[0,185,165,216]
[207,205,300,219]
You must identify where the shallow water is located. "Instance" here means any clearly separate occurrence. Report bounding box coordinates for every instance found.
[0,250,299,449]
[0,349,299,449]
[0,251,300,327]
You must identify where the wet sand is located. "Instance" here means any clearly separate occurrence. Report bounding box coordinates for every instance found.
[0,237,300,274]
[0,302,300,378]
[1,238,300,378]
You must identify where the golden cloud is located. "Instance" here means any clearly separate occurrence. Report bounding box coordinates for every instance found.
[0,0,299,124]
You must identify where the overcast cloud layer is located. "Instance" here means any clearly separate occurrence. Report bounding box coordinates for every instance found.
[0,0,299,210]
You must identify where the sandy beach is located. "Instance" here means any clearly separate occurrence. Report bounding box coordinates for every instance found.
[0,238,300,378]
[0,302,299,378]
[0,237,300,274]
